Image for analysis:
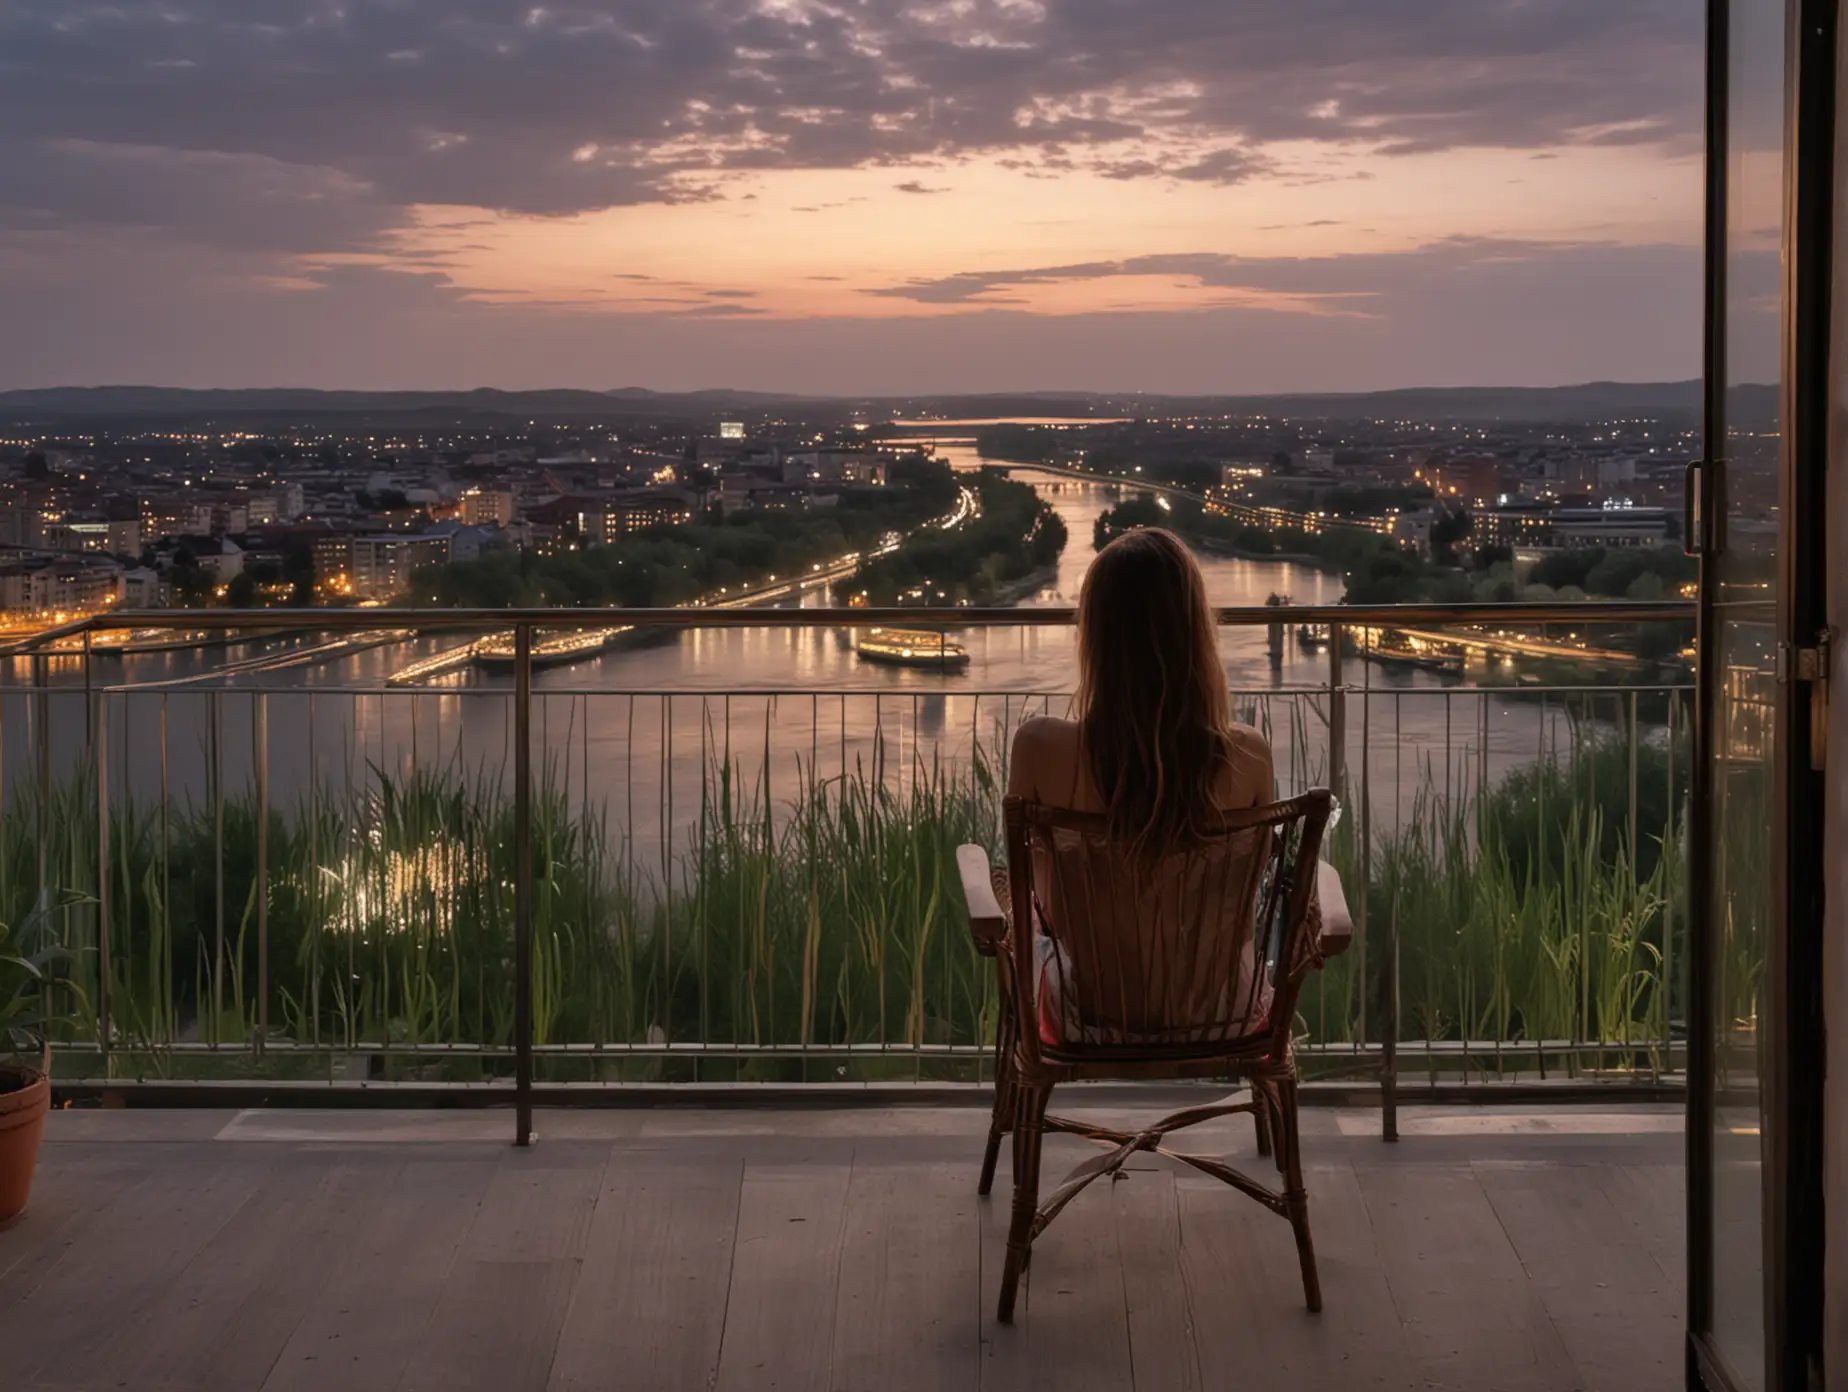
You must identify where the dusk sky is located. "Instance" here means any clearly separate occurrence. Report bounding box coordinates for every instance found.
[0,2,1710,395]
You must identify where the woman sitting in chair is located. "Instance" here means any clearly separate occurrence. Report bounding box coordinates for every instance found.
[1008,525,1282,1048]
[964,525,1342,1324]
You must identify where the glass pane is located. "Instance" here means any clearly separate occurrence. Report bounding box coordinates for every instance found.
[1709,0,1784,1384]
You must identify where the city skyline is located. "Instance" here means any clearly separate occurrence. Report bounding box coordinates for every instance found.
[0,2,1722,394]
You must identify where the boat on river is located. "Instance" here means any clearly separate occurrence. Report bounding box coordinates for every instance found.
[470,624,677,673]
[854,627,970,670]
[1366,628,1466,677]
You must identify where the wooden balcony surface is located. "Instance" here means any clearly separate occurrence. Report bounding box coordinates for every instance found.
[0,1101,1686,1391]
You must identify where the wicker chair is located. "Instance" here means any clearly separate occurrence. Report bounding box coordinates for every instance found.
[956,788,1347,1324]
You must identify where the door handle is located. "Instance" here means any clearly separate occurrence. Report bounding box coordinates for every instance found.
[1684,458,1726,558]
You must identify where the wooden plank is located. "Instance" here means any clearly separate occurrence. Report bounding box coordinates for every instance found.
[1597,1164,1685,1296]
[0,1156,266,1383]
[712,1158,853,1392]
[829,1161,981,1392]
[399,1257,581,1392]
[0,1152,147,1297]
[261,1154,501,1392]
[457,1146,609,1263]
[978,1155,1033,1392]
[398,1148,611,1392]
[1179,1162,1417,1391]
[1113,1170,1202,1392]
[1021,1167,1132,1392]
[1476,1163,1680,1392]
[546,1154,744,1392]
[1356,1165,1578,1391]
[65,1157,400,1392]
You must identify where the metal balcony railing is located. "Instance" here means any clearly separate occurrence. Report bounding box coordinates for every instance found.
[0,602,1707,1142]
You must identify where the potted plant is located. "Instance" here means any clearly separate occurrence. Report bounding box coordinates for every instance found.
[1,907,81,1224]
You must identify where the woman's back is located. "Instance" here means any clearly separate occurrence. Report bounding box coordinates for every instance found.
[1008,715,1280,1041]
[1006,715,1273,815]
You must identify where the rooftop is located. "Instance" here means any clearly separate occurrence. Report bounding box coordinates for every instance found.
[0,1102,1684,1392]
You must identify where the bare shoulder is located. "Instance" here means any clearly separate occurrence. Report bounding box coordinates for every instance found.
[1223,721,1276,805]
[1227,721,1273,759]
[1007,715,1082,800]
[1013,714,1079,752]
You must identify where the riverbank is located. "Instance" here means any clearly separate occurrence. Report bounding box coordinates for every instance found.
[834,473,1066,607]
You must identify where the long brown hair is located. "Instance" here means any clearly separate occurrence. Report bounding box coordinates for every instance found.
[1076,527,1236,857]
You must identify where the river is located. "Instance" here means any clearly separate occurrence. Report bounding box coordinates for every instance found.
[2,428,1670,865]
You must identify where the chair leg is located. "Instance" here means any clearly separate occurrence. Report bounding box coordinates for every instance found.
[997,1081,1050,1324]
[979,1010,1018,1197]
[1252,1082,1273,1159]
[1275,1074,1322,1313]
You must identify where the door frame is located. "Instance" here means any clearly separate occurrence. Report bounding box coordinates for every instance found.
[1689,2,1832,1388]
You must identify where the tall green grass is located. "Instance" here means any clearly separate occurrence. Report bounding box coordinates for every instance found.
[2,708,1697,1084]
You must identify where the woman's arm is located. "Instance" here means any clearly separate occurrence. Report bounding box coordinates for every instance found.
[1227,724,1276,807]
[1006,716,1047,802]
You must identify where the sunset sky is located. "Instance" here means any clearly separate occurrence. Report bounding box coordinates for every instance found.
[0,2,1709,394]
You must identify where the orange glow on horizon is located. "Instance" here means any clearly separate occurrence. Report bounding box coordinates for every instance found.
[324,140,1700,321]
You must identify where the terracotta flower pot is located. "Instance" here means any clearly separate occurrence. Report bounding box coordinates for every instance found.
[0,1063,50,1223]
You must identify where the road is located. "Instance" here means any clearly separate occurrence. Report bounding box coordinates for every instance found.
[386,484,980,684]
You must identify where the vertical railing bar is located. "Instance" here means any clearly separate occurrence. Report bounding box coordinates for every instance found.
[409,690,422,1069]
[1346,653,1367,1063]
[33,652,48,920]
[1536,687,1553,1076]
[808,692,819,1081]
[625,694,635,932]
[663,693,673,1052]
[1665,688,1679,1071]
[701,695,716,1058]
[1362,635,1393,1140]
[160,694,171,1054]
[1628,687,1641,858]
[309,692,320,1051]
[342,695,357,1053]
[874,694,887,1057]
[1326,625,1347,1054]
[513,622,534,1146]
[96,683,111,1081]
[212,690,225,1049]
[31,652,50,1073]
[913,685,923,1082]
[581,693,597,1057]
[0,660,7,937]
[255,692,269,1055]
[1576,691,1592,1079]
[911,688,922,1082]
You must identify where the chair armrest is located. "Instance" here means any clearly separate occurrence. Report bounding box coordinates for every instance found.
[1313,859,1354,960]
[957,844,1008,955]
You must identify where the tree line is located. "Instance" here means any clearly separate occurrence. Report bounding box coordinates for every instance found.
[833,471,1067,607]
[409,458,960,608]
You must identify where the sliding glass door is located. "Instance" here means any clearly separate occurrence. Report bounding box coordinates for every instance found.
[1690,2,1828,1389]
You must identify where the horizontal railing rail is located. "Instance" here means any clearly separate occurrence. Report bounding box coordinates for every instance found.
[0,604,1700,1145]
[3,600,1695,649]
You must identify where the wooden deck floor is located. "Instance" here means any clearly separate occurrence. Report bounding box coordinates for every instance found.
[0,1101,1685,1391]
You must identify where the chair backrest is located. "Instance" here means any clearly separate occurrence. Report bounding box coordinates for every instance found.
[1003,788,1332,1063]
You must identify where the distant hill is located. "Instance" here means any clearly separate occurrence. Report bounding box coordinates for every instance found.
[0,380,1774,427]
[1091,380,1771,425]
[0,385,797,424]
[1195,381,1711,422]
